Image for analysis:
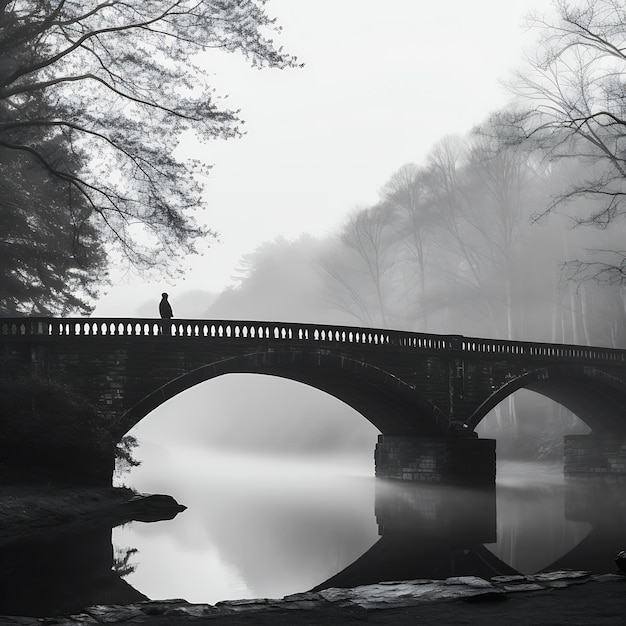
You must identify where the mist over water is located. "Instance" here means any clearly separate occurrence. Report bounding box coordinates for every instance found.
[113,374,383,603]
[485,463,591,574]
[6,0,626,618]
[114,444,379,602]
[113,444,597,604]
[126,374,380,459]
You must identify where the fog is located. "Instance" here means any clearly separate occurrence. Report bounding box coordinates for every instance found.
[114,111,620,604]
[126,374,379,462]
[115,0,626,482]
[121,161,607,464]
[113,451,601,603]
[6,0,626,614]
[115,445,378,602]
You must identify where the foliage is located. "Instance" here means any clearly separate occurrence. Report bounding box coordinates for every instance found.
[207,235,341,323]
[113,546,138,577]
[0,140,107,314]
[115,434,140,476]
[0,0,299,312]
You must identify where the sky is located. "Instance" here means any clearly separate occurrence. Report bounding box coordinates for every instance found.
[93,0,556,318]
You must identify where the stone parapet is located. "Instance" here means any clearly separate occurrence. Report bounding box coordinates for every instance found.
[374,436,495,485]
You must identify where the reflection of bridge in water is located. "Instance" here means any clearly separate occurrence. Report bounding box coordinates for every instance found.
[314,480,623,591]
[3,317,626,484]
[1,480,620,618]
[314,482,511,590]
[544,483,626,574]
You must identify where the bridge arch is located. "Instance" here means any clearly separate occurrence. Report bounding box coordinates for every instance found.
[113,350,453,439]
[466,366,626,433]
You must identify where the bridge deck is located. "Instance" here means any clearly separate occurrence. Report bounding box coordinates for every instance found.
[1,318,625,364]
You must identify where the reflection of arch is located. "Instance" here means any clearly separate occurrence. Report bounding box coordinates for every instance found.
[311,535,517,591]
[466,366,626,432]
[544,483,626,574]
[312,478,625,592]
[312,482,516,591]
[115,350,453,438]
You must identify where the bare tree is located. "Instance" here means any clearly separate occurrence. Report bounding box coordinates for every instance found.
[422,126,540,341]
[320,205,398,328]
[381,164,435,330]
[511,0,626,280]
[467,121,540,340]
[425,137,503,329]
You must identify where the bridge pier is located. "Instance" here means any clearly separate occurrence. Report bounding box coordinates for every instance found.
[374,436,496,486]
[564,434,626,483]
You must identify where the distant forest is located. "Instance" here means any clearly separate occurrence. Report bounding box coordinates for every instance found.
[201,1,626,458]
[208,1,626,350]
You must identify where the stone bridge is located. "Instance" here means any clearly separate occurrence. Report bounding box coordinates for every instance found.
[2,317,626,484]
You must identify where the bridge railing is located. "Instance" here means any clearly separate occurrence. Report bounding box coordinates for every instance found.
[1,317,625,363]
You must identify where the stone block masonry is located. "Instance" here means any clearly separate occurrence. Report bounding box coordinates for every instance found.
[375,436,496,486]
[564,434,626,483]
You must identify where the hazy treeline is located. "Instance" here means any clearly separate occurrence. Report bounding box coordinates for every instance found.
[196,2,626,457]
[204,126,626,349]
[320,127,626,347]
[152,0,626,459]
[198,146,604,458]
[204,0,626,349]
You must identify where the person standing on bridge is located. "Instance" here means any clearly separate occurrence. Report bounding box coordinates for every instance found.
[159,293,173,319]
[159,293,173,335]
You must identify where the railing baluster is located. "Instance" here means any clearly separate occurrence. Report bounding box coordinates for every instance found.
[2,318,626,367]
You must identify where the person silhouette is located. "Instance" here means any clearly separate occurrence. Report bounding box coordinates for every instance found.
[159,293,173,319]
[159,293,173,335]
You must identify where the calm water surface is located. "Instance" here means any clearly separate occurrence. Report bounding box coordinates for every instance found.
[113,443,380,603]
[111,443,620,605]
[1,443,623,618]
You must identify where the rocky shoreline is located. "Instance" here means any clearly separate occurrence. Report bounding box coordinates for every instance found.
[1,570,625,625]
[0,481,184,547]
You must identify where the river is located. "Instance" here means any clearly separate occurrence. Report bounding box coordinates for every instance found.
[111,441,621,605]
[0,440,623,618]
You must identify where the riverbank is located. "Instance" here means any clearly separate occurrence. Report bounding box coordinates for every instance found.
[0,474,134,548]
[0,571,624,625]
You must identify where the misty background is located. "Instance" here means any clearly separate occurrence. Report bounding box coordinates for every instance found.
[7,0,626,610]
[104,0,626,466]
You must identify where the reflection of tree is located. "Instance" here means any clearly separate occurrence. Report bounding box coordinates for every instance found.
[0,528,147,616]
[113,546,139,578]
